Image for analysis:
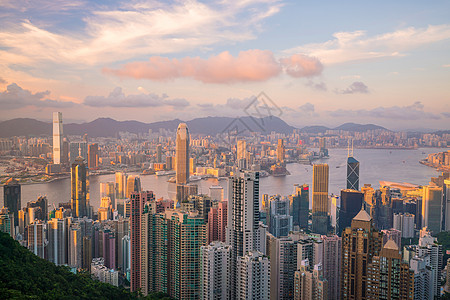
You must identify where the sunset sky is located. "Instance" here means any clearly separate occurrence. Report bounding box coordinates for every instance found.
[0,0,449,130]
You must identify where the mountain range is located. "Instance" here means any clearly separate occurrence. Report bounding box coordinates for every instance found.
[0,117,389,138]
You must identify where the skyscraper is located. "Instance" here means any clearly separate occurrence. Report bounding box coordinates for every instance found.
[71,157,89,218]
[290,184,309,230]
[294,259,328,300]
[338,189,363,236]
[200,241,231,300]
[367,239,414,299]
[166,210,206,299]
[207,206,219,244]
[237,251,270,300]
[156,144,162,163]
[87,143,98,169]
[237,139,247,161]
[0,207,14,237]
[3,177,21,227]
[312,164,329,235]
[277,138,285,162]
[267,235,298,300]
[415,228,443,298]
[129,191,150,292]
[218,200,228,243]
[27,220,46,259]
[47,218,67,265]
[53,112,63,164]
[100,182,116,210]
[341,209,383,300]
[422,185,443,234]
[268,195,292,237]
[322,235,341,300]
[115,172,127,199]
[226,171,266,299]
[126,175,141,199]
[361,184,376,225]
[346,140,359,190]
[176,123,190,185]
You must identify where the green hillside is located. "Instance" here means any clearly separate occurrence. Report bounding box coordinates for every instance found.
[0,232,169,299]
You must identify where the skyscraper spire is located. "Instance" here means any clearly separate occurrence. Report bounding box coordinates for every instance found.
[347,138,354,158]
[351,138,354,157]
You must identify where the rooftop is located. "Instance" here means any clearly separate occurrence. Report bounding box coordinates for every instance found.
[383,238,399,251]
[353,209,371,222]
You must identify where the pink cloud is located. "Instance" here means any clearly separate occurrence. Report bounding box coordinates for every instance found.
[103,50,322,83]
[280,54,323,77]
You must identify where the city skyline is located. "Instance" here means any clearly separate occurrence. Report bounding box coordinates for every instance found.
[0,116,448,298]
[1,1,450,298]
[0,1,449,130]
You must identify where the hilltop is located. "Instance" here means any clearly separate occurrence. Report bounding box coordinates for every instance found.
[0,116,390,138]
[0,232,170,299]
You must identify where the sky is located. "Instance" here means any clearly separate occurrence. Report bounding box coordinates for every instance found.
[0,0,449,130]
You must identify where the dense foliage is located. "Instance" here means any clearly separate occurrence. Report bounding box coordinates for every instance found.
[0,232,170,300]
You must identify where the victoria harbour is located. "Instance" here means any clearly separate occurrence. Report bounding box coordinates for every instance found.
[2,147,445,211]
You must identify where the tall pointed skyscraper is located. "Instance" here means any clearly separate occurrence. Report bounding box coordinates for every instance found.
[53,112,63,164]
[341,209,383,300]
[176,123,190,185]
[346,139,359,190]
[71,157,89,218]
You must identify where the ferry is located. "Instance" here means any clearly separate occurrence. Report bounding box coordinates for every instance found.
[155,170,175,176]
[189,175,202,182]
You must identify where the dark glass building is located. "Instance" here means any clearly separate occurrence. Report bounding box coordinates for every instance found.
[338,189,363,236]
[3,178,21,227]
[346,156,360,190]
[290,184,309,229]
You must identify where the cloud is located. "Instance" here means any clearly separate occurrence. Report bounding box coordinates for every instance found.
[225,97,257,109]
[305,80,327,91]
[280,54,323,77]
[337,81,369,94]
[299,102,315,113]
[327,101,443,120]
[104,50,323,83]
[0,77,6,84]
[1,0,85,12]
[164,98,190,108]
[83,87,190,108]
[285,24,450,65]
[0,83,76,109]
[0,1,283,66]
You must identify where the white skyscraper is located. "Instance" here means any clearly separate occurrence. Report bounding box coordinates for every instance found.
[47,218,67,265]
[200,242,231,300]
[416,228,443,298]
[176,123,190,185]
[393,213,415,238]
[53,112,63,164]
[226,171,266,299]
[237,251,270,300]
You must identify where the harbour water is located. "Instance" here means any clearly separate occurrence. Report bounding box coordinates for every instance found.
[1,147,446,210]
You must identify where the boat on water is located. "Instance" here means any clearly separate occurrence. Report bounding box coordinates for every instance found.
[189,175,202,182]
[141,169,155,175]
[155,170,176,176]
